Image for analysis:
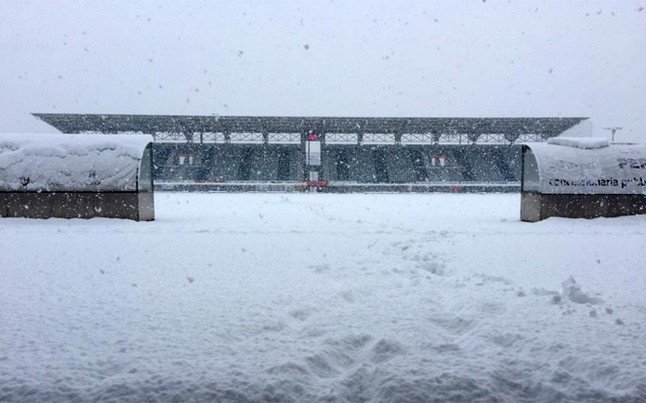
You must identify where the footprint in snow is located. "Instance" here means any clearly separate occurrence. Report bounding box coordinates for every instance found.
[309,264,330,273]
[289,307,317,321]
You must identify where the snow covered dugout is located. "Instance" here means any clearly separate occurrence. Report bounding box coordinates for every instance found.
[0,133,154,220]
[521,138,646,222]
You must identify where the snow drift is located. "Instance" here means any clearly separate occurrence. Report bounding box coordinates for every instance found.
[0,133,153,191]
[1,193,645,401]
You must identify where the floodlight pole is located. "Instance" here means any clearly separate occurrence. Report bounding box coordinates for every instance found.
[603,127,622,143]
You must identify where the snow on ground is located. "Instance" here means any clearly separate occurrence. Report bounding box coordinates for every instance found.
[1,193,645,402]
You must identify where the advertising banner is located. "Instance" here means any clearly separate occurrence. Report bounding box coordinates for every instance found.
[523,142,646,195]
[306,141,321,166]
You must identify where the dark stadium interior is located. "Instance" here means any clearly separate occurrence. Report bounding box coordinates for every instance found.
[151,143,522,184]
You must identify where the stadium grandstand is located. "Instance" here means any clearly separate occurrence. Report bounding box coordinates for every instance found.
[33,114,588,192]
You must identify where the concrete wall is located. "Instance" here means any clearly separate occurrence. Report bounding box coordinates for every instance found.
[1,191,154,221]
[521,192,646,222]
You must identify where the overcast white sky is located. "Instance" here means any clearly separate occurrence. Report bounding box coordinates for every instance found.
[1,0,644,142]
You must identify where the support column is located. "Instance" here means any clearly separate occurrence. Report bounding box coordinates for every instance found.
[432,131,441,145]
[303,130,326,190]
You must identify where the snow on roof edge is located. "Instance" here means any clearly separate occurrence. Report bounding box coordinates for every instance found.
[547,136,609,149]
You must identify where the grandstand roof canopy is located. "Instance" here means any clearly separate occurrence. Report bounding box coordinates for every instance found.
[33,114,588,144]
[34,114,586,135]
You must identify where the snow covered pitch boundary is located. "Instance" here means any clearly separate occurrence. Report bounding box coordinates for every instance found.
[1,193,645,401]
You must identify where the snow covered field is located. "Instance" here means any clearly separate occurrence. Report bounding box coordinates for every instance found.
[1,192,645,402]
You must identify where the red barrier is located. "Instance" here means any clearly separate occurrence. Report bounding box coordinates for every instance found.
[306,180,329,187]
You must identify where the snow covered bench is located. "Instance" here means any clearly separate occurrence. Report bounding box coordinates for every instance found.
[521,137,646,221]
[0,133,154,221]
